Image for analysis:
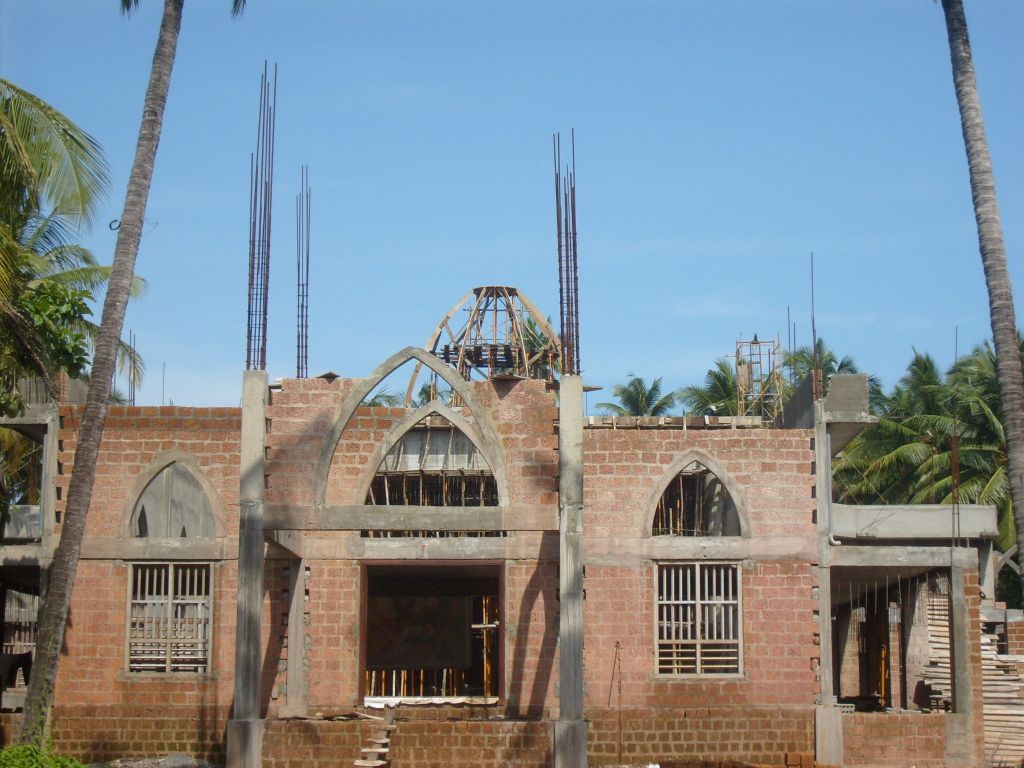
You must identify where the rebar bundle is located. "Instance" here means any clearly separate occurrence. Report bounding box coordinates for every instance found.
[554,131,581,376]
[245,63,277,371]
[295,165,310,378]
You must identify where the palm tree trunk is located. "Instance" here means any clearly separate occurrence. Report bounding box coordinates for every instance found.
[941,0,1024,593]
[18,0,184,743]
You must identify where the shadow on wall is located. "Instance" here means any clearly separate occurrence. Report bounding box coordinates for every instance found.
[506,540,558,720]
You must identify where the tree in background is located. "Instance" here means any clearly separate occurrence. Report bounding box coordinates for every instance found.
[940,0,1024,597]
[678,359,738,416]
[835,339,1022,558]
[597,374,678,417]
[18,0,246,742]
[0,78,108,414]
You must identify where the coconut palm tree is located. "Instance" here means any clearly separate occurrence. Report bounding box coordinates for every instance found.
[678,359,739,416]
[1,78,111,408]
[597,374,678,417]
[834,341,1021,553]
[940,0,1024,594]
[19,0,246,742]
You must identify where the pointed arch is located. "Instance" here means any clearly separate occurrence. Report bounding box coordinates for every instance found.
[352,400,508,507]
[643,448,750,539]
[121,451,226,539]
[314,347,504,506]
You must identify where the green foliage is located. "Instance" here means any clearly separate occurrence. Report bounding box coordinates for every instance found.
[0,279,90,417]
[678,359,738,416]
[0,745,85,768]
[597,374,678,417]
[834,337,1024,552]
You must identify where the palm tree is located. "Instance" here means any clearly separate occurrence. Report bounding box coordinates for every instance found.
[940,0,1024,595]
[784,337,859,383]
[834,341,1021,553]
[18,0,245,742]
[678,359,739,416]
[0,79,111,407]
[597,374,678,417]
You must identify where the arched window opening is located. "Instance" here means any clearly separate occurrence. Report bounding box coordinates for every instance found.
[365,415,498,508]
[126,461,214,674]
[130,462,214,539]
[653,461,740,537]
[363,414,502,538]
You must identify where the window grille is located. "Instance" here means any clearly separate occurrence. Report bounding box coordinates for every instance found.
[128,563,211,673]
[657,562,741,675]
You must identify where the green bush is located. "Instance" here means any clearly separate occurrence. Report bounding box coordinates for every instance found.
[0,745,85,768]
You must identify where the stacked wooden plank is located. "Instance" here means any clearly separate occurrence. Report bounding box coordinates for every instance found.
[921,592,953,710]
[353,706,397,768]
[921,589,1024,766]
[980,630,1024,767]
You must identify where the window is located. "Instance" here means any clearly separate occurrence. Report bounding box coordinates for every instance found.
[131,462,214,538]
[657,562,741,675]
[652,461,740,536]
[128,562,212,673]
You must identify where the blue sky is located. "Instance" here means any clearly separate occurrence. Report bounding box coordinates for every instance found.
[2,1,1022,409]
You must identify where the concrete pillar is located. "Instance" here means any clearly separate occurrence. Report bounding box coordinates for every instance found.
[813,404,843,765]
[978,540,996,606]
[945,564,981,767]
[227,370,268,768]
[555,374,586,768]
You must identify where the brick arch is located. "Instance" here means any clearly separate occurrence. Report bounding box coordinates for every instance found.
[642,448,750,539]
[314,346,503,506]
[350,400,509,507]
[120,449,227,539]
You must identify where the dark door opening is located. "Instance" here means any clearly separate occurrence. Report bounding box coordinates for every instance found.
[363,562,501,701]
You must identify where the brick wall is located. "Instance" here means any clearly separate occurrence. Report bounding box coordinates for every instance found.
[50,704,230,763]
[1007,618,1024,656]
[49,407,243,760]
[583,428,815,539]
[305,559,361,708]
[584,562,819,709]
[588,705,813,765]
[56,406,241,537]
[841,712,946,768]
[505,560,558,715]
[262,710,550,768]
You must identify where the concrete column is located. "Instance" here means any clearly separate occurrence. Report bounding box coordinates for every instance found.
[978,540,996,606]
[813,404,843,765]
[227,370,268,768]
[555,375,586,768]
[945,564,980,767]
[40,404,60,555]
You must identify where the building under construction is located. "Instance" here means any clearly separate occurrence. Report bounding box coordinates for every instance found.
[0,279,1016,768]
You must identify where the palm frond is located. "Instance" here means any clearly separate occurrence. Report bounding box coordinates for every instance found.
[0,78,109,227]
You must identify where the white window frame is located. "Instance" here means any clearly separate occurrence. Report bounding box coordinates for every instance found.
[655,561,742,676]
[126,562,213,674]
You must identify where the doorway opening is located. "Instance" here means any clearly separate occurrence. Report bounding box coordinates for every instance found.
[362,562,501,703]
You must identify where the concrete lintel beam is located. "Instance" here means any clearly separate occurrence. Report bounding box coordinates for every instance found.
[831,545,977,569]
[80,537,237,560]
[585,535,817,566]
[832,503,998,541]
[266,530,304,558]
[343,532,559,561]
[264,504,556,532]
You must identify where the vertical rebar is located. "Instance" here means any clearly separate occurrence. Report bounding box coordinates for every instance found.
[553,131,581,376]
[296,165,311,378]
[246,62,278,371]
